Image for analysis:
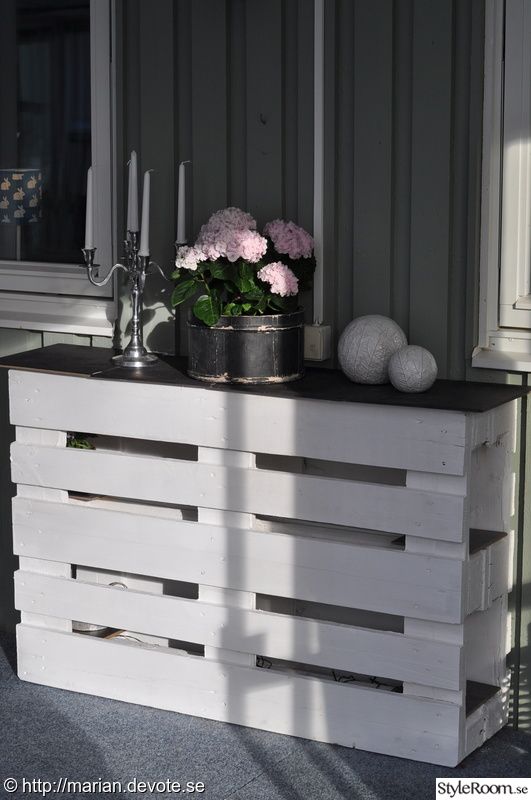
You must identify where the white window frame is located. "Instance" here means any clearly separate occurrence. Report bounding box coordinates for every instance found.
[0,0,117,337]
[474,0,531,370]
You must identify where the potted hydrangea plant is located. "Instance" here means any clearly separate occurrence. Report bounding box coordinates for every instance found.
[172,207,314,384]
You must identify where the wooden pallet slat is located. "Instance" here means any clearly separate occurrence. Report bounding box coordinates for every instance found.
[14,570,464,689]
[10,442,467,540]
[13,496,466,622]
[8,370,469,474]
[17,624,463,765]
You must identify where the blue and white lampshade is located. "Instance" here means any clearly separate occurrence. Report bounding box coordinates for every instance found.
[0,168,42,225]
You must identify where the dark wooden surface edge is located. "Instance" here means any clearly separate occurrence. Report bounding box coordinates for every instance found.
[0,344,528,412]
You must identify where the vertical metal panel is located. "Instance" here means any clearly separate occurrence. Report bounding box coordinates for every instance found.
[409,0,453,375]
[334,0,355,337]
[322,0,337,338]
[448,0,472,381]
[390,0,413,337]
[245,0,284,220]
[191,0,229,227]
[228,0,248,208]
[284,0,300,222]
[352,0,393,318]
[296,1,314,233]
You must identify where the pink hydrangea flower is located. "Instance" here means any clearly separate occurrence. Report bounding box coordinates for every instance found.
[175,245,207,272]
[264,219,314,260]
[257,262,299,297]
[198,207,257,239]
[196,206,267,263]
[224,229,268,263]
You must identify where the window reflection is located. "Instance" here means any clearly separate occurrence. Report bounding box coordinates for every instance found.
[0,0,91,264]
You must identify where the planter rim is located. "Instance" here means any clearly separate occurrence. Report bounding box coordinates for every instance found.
[187,308,304,331]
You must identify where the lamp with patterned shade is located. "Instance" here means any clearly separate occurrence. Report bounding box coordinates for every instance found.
[0,168,42,260]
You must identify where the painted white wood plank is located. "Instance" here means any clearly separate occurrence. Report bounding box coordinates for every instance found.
[17,625,462,765]
[13,497,465,622]
[463,674,509,762]
[402,683,463,706]
[403,619,464,649]
[466,550,486,615]
[468,401,518,451]
[464,597,509,687]
[73,567,168,647]
[8,370,468,474]
[487,536,512,604]
[14,571,463,689]
[17,559,72,632]
[465,536,511,615]
[13,428,70,631]
[404,470,469,701]
[405,470,469,555]
[10,444,467,540]
[198,447,256,666]
[468,404,517,533]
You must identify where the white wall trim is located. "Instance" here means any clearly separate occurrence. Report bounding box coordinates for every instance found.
[477,0,504,350]
[475,0,531,368]
[0,293,114,337]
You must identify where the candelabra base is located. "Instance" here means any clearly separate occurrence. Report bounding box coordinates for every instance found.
[111,351,158,369]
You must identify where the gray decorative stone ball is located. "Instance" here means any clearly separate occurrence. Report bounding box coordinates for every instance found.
[388,345,438,393]
[338,315,408,384]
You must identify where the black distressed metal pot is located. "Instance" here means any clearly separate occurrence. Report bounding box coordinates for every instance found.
[187,309,304,384]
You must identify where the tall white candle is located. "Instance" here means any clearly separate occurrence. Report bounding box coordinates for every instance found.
[84,166,94,249]
[127,150,139,232]
[176,161,187,244]
[138,170,151,256]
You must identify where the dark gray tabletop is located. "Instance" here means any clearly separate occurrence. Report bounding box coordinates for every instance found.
[0,343,527,413]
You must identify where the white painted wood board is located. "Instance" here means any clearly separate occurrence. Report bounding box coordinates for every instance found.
[464,674,510,761]
[8,370,469,474]
[468,405,517,534]
[14,571,463,689]
[464,596,509,686]
[13,429,70,631]
[13,496,466,622]
[17,625,463,765]
[467,401,518,451]
[197,447,256,666]
[10,443,467,540]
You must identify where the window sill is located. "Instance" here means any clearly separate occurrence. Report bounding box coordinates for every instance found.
[472,346,531,373]
[0,293,115,337]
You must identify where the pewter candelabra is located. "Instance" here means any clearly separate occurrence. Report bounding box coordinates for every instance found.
[81,231,167,368]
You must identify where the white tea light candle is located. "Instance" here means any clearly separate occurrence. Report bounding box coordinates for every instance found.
[138,170,151,256]
[84,166,94,249]
[127,150,139,232]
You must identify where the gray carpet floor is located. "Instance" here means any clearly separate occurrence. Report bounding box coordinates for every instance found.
[1,633,529,800]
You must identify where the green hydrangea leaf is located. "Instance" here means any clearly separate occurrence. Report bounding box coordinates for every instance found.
[171,278,198,307]
[193,293,221,326]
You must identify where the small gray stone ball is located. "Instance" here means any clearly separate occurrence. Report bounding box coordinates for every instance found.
[338,315,408,384]
[388,345,438,393]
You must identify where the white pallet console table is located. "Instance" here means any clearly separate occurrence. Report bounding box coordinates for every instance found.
[2,344,527,766]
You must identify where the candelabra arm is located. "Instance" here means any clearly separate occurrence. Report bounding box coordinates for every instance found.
[148,260,170,281]
[79,245,158,368]
[87,262,129,288]
[81,248,128,287]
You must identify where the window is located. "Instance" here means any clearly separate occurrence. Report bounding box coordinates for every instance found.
[0,0,114,336]
[475,0,531,368]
